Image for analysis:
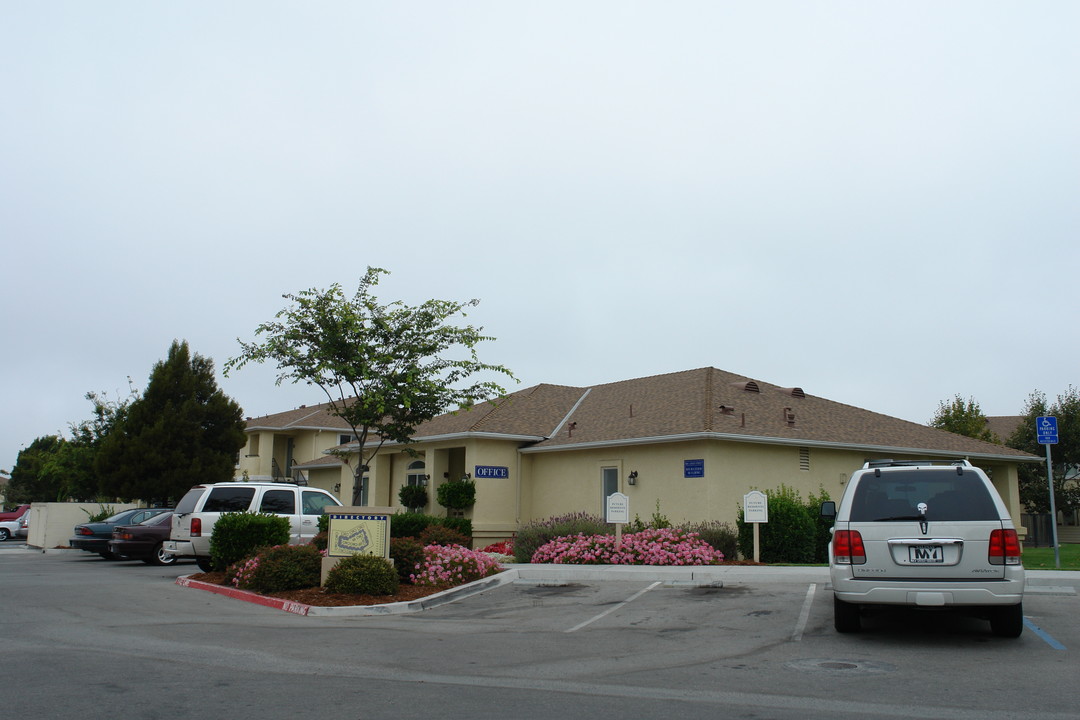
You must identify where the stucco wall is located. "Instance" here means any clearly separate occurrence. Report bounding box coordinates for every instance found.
[25,502,139,550]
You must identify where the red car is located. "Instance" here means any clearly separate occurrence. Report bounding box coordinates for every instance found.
[0,505,30,523]
[106,512,179,566]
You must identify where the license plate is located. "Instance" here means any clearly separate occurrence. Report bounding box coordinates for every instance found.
[909,545,944,563]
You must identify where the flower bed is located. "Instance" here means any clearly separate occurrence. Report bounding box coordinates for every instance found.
[530,528,725,565]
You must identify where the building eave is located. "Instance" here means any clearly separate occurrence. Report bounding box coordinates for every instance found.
[519,431,1041,463]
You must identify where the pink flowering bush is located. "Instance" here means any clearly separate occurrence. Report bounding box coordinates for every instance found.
[226,543,322,592]
[530,528,725,565]
[411,543,504,587]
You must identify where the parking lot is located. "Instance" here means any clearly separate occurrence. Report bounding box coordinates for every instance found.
[4,549,1078,719]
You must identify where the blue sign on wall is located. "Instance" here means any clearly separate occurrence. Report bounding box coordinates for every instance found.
[684,459,705,478]
[475,465,509,479]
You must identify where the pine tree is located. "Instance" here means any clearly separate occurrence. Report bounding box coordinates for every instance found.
[97,340,246,502]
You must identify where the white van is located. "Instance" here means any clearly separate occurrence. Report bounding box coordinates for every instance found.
[165,482,342,571]
[821,459,1025,637]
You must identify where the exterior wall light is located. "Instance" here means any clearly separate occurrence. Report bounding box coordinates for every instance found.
[628,471,638,485]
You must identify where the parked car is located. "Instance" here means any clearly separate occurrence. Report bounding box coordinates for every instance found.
[164,481,342,571]
[69,508,172,559]
[17,512,28,538]
[821,459,1025,637]
[0,511,26,541]
[0,504,30,523]
[107,512,179,566]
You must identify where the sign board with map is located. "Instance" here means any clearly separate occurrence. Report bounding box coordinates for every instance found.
[326,506,393,558]
[321,506,394,585]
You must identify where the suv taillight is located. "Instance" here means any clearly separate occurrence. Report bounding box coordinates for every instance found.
[190,517,202,537]
[833,530,866,565]
[988,529,1022,565]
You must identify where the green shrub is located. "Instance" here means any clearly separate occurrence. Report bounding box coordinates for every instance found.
[513,512,613,563]
[626,500,672,532]
[389,512,472,540]
[419,524,471,548]
[736,485,815,564]
[228,544,322,592]
[440,516,472,538]
[324,554,399,596]
[436,478,476,510]
[680,520,738,560]
[806,487,833,564]
[209,512,292,571]
[398,485,429,512]
[318,514,330,533]
[389,536,425,584]
[310,531,328,552]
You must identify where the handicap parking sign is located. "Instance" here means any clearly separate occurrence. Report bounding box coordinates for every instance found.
[1037,416,1058,444]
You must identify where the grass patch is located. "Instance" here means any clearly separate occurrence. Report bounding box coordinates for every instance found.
[1023,543,1080,570]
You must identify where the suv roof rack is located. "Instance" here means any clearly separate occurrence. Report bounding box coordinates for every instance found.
[863,458,973,469]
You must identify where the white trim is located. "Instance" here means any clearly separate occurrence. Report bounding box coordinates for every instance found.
[549,389,592,439]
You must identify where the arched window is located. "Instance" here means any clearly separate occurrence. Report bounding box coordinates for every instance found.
[407,460,427,487]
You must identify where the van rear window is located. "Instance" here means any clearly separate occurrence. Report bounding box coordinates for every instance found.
[850,470,999,522]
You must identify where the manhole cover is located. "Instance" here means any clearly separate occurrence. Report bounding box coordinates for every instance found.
[786,658,896,675]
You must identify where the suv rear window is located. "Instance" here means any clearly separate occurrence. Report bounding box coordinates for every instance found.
[202,487,257,512]
[850,470,999,522]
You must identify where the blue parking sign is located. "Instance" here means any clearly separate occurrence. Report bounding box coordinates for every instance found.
[1036,416,1058,444]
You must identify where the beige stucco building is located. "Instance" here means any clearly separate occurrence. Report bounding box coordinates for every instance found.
[235,367,1041,547]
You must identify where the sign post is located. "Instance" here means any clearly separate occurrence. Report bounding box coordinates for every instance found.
[743,490,769,563]
[1036,416,1061,569]
[606,492,630,549]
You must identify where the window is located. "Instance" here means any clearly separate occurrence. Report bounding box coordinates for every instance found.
[352,474,369,506]
[302,490,337,515]
[601,467,619,521]
[203,487,256,512]
[407,460,426,487]
[339,434,356,446]
[850,471,998,522]
[259,489,296,514]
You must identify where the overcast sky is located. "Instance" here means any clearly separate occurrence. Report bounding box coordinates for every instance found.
[2,2,1077,475]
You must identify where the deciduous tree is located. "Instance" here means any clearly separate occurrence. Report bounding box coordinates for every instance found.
[930,395,997,443]
[225,267,515,504]
[1007,387,1080,515]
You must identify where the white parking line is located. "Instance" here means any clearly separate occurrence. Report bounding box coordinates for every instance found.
[791,583,817,641]
[565,581,662,633]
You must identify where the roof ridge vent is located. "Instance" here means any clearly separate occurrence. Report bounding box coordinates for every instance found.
[731,380,760,393]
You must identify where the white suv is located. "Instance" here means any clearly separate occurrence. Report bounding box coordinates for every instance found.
[821,459,1025,637]
[165,482,342,571]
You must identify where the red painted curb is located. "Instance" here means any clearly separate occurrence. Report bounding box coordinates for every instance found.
[176,575,313,616]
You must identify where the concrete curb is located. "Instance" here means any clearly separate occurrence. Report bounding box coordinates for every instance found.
[175,569,524,617]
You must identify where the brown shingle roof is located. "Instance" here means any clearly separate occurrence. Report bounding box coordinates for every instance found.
[509,368,1036,461]
[255,368,1039,462]
[245,402,354,432]
[985,416,1025,444]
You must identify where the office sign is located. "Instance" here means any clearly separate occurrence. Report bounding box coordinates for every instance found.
[474,465,509,479]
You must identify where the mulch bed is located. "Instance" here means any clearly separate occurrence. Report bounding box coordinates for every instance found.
[188,572,449,607]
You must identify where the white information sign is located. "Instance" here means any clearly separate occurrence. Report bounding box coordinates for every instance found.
[743,490,768,523]
[606,492,630,524]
